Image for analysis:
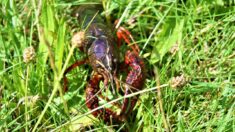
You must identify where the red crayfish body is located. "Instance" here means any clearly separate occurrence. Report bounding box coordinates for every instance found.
[64,5,146,124]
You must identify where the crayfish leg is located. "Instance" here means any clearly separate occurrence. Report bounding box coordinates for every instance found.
[120,50,145,116]
[116,25,140,54]
[63,60,87,92]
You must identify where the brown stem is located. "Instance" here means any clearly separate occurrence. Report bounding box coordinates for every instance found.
[154,66,171,132]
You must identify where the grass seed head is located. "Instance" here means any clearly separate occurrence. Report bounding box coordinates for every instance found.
[23,46,35,63]
[71,31,85,47]
[170,42,179,55]
[170,74,187,89]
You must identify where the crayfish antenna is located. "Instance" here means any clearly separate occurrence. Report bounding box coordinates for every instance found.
[108,72,117,95]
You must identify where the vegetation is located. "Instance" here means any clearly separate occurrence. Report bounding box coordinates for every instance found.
[0,0,234,131]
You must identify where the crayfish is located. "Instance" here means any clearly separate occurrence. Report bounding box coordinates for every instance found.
[63,5,145,123]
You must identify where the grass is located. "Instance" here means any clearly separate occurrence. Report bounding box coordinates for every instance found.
[0,0,234,131]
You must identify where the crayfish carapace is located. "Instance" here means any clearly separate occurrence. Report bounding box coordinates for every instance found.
[63,5,146,124]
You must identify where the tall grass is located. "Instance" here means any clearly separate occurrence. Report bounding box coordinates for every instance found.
[0,0,234,131]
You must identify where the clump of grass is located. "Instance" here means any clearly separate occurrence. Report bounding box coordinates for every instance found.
[0,0,234,131]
